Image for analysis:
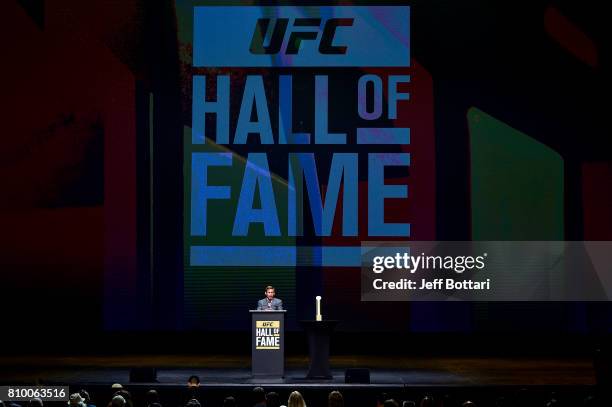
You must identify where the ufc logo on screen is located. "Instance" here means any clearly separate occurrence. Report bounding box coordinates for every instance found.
[249,18,353,55]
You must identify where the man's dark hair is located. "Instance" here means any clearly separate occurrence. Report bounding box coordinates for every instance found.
[328,391,343,407]
[28,399,43,407]
[146,390,160,405]
[114,391,131,401]
[113,390,132,407]
[223,397,236,407]
[253,387,266,404]
[186,399,201,407]
[188,375,200,385]
[265,286,275,291]
[111,395,126,407]
[266,392,280,407]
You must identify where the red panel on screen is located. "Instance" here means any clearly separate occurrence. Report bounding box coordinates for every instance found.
[582,162,612,240]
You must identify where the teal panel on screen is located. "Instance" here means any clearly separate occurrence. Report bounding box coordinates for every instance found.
[468,108,564,240]
[468,108,565,331]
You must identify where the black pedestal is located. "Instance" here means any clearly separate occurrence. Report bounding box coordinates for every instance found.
[300,320,338,379]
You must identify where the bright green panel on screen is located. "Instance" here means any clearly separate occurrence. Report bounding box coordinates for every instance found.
[468,108,564,240]
[183,127,296,330]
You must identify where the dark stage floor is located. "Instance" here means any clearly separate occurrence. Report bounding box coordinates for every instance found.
[0,355,596,387]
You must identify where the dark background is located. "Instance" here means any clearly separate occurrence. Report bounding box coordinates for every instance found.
[1,0,611,355]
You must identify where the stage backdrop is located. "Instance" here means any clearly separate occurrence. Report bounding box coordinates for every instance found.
[175,1,612,333]
[3,0,611,334]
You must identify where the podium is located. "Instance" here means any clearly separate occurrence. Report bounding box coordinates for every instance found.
[250,310,286,377]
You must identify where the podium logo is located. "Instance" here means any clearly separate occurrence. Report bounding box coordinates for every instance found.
[256,321,280,328]
[255,320,281,349]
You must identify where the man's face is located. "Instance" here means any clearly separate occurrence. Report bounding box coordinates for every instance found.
[265,288,275,300]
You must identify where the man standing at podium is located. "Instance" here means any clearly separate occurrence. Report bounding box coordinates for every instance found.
[257,285,283,311]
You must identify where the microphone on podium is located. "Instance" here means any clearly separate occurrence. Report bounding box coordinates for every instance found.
[316,296,322,321]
